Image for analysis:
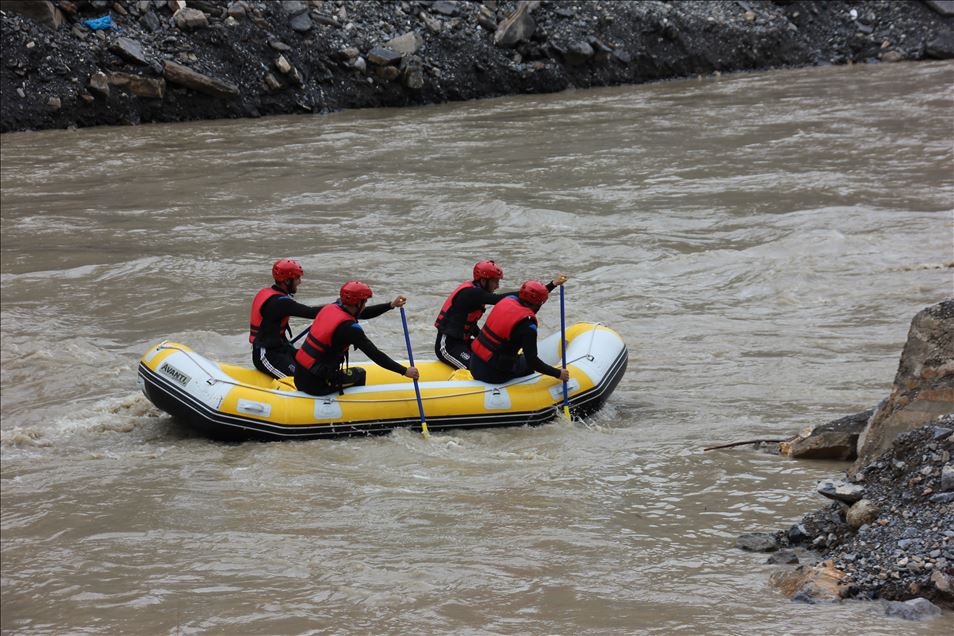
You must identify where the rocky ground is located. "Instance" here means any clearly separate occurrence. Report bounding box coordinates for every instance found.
[738,417,954,619]
[2,0,953,133]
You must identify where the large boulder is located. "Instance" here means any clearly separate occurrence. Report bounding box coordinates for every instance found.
[780,409,872,460]
[4,0,63,29]
[855,301,954,469]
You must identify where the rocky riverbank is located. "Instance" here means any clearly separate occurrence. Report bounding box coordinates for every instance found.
[2,0,953,133]
[737,300,954,619]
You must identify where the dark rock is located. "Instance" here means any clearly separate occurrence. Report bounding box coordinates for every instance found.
[494,2,535,49]
[564,40,595,65]
[139,10,161,32]
[767,549,799,564]
[109,37,150,66]
[926,31,954,59]
[816,478,865,503]
[883,597,943,620]
[88,71,109,97]
[429,1,459,17]
[788,523,810,544]
[289,12,313,33]
[367,47,402,66]
[924,1,954,16]
[736,532,779,552]
[107,72,165,98]
[5,0,64,30]
[174,8,208,31]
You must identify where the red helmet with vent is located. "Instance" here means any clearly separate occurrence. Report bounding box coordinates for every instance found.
[272,259,303,283]
[518,280,549,305]
[473,260,503,280]
[340,281,373,305]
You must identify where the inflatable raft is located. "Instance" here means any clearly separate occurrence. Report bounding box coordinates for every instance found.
[138,322,627,440]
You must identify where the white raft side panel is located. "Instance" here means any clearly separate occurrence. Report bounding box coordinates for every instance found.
[567,328,625,387]
[153,348,232,411]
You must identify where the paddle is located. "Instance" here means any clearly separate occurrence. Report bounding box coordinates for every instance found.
[290,326,309,345]
[400,306,430,439]
[559,283,571,421]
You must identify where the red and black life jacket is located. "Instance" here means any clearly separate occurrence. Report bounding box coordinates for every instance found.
[434,281,486,340]
[294,303,355,371]
[249,287,288,344]
[471,296,536,363]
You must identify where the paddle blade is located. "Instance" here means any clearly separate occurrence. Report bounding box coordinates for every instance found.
[563,405,572,422]
[421,421,430,439]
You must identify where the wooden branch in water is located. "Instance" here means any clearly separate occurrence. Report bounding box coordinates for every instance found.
[703,438,792,452]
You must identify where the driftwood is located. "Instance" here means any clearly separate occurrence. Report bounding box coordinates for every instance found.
[703,438,792,452]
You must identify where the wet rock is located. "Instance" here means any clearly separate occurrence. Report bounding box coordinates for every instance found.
[477,6,497,32]
[263,71,282,91]
[787,523,810,544]
[110,37,150,66]
[275,55,293,75]
[227,1,247,20]
[162,61,238,98]
[269,40,292,52]
[816,478,865,503]
[781,410,872,461]
[767,549,799,564]
[174,8,209,31]
[47,95,61,112]
[375,65,400,81]
[770,560,847,603]
[882,597,943,620]
[736,532,779,552]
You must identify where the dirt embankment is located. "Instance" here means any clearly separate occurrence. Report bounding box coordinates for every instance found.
[2,0,953,133]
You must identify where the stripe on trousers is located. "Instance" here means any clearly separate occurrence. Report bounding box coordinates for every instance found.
[259,347,289,379]
[438,334,468,370]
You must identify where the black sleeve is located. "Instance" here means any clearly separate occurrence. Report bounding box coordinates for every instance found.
[263,296,324,320]
[357,302,393,321]
[344,323,407,376]
[458,286,518,307]
[514,320,562,378]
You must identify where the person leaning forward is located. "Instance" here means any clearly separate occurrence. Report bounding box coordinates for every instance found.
[293,281,419,396]
[250,259,405,380]
[433,260,567,369]
[468,280,571,385]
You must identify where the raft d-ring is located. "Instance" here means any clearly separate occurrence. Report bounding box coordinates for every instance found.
[586,355,595,361]
[492,388,501,396]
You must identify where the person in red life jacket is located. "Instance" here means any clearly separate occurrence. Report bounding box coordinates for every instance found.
[250,259,405,380]
[434,260,567,369]
[293,281,420,396]
[468,280,571,385]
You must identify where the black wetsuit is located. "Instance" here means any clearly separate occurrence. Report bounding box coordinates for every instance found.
[253,289,393,379]
[293,318,408,396]
[468,317,563,384]
[434,282,555,369]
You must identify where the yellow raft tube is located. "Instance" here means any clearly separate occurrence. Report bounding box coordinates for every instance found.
[138,322,627,440]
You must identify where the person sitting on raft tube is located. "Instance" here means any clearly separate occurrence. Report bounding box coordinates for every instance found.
[250,259,404,380]
[293,281,420,396]
[434,260,567,369]
[468,280,571,385]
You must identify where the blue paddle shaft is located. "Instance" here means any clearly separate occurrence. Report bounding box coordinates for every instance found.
[400,307,427,426]
[560,285,569,410]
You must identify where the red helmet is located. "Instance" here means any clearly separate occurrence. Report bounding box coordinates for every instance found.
[272,259,303,283]
[473,260,503,280]
[340,280,373,305]
[518,280,549,305]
